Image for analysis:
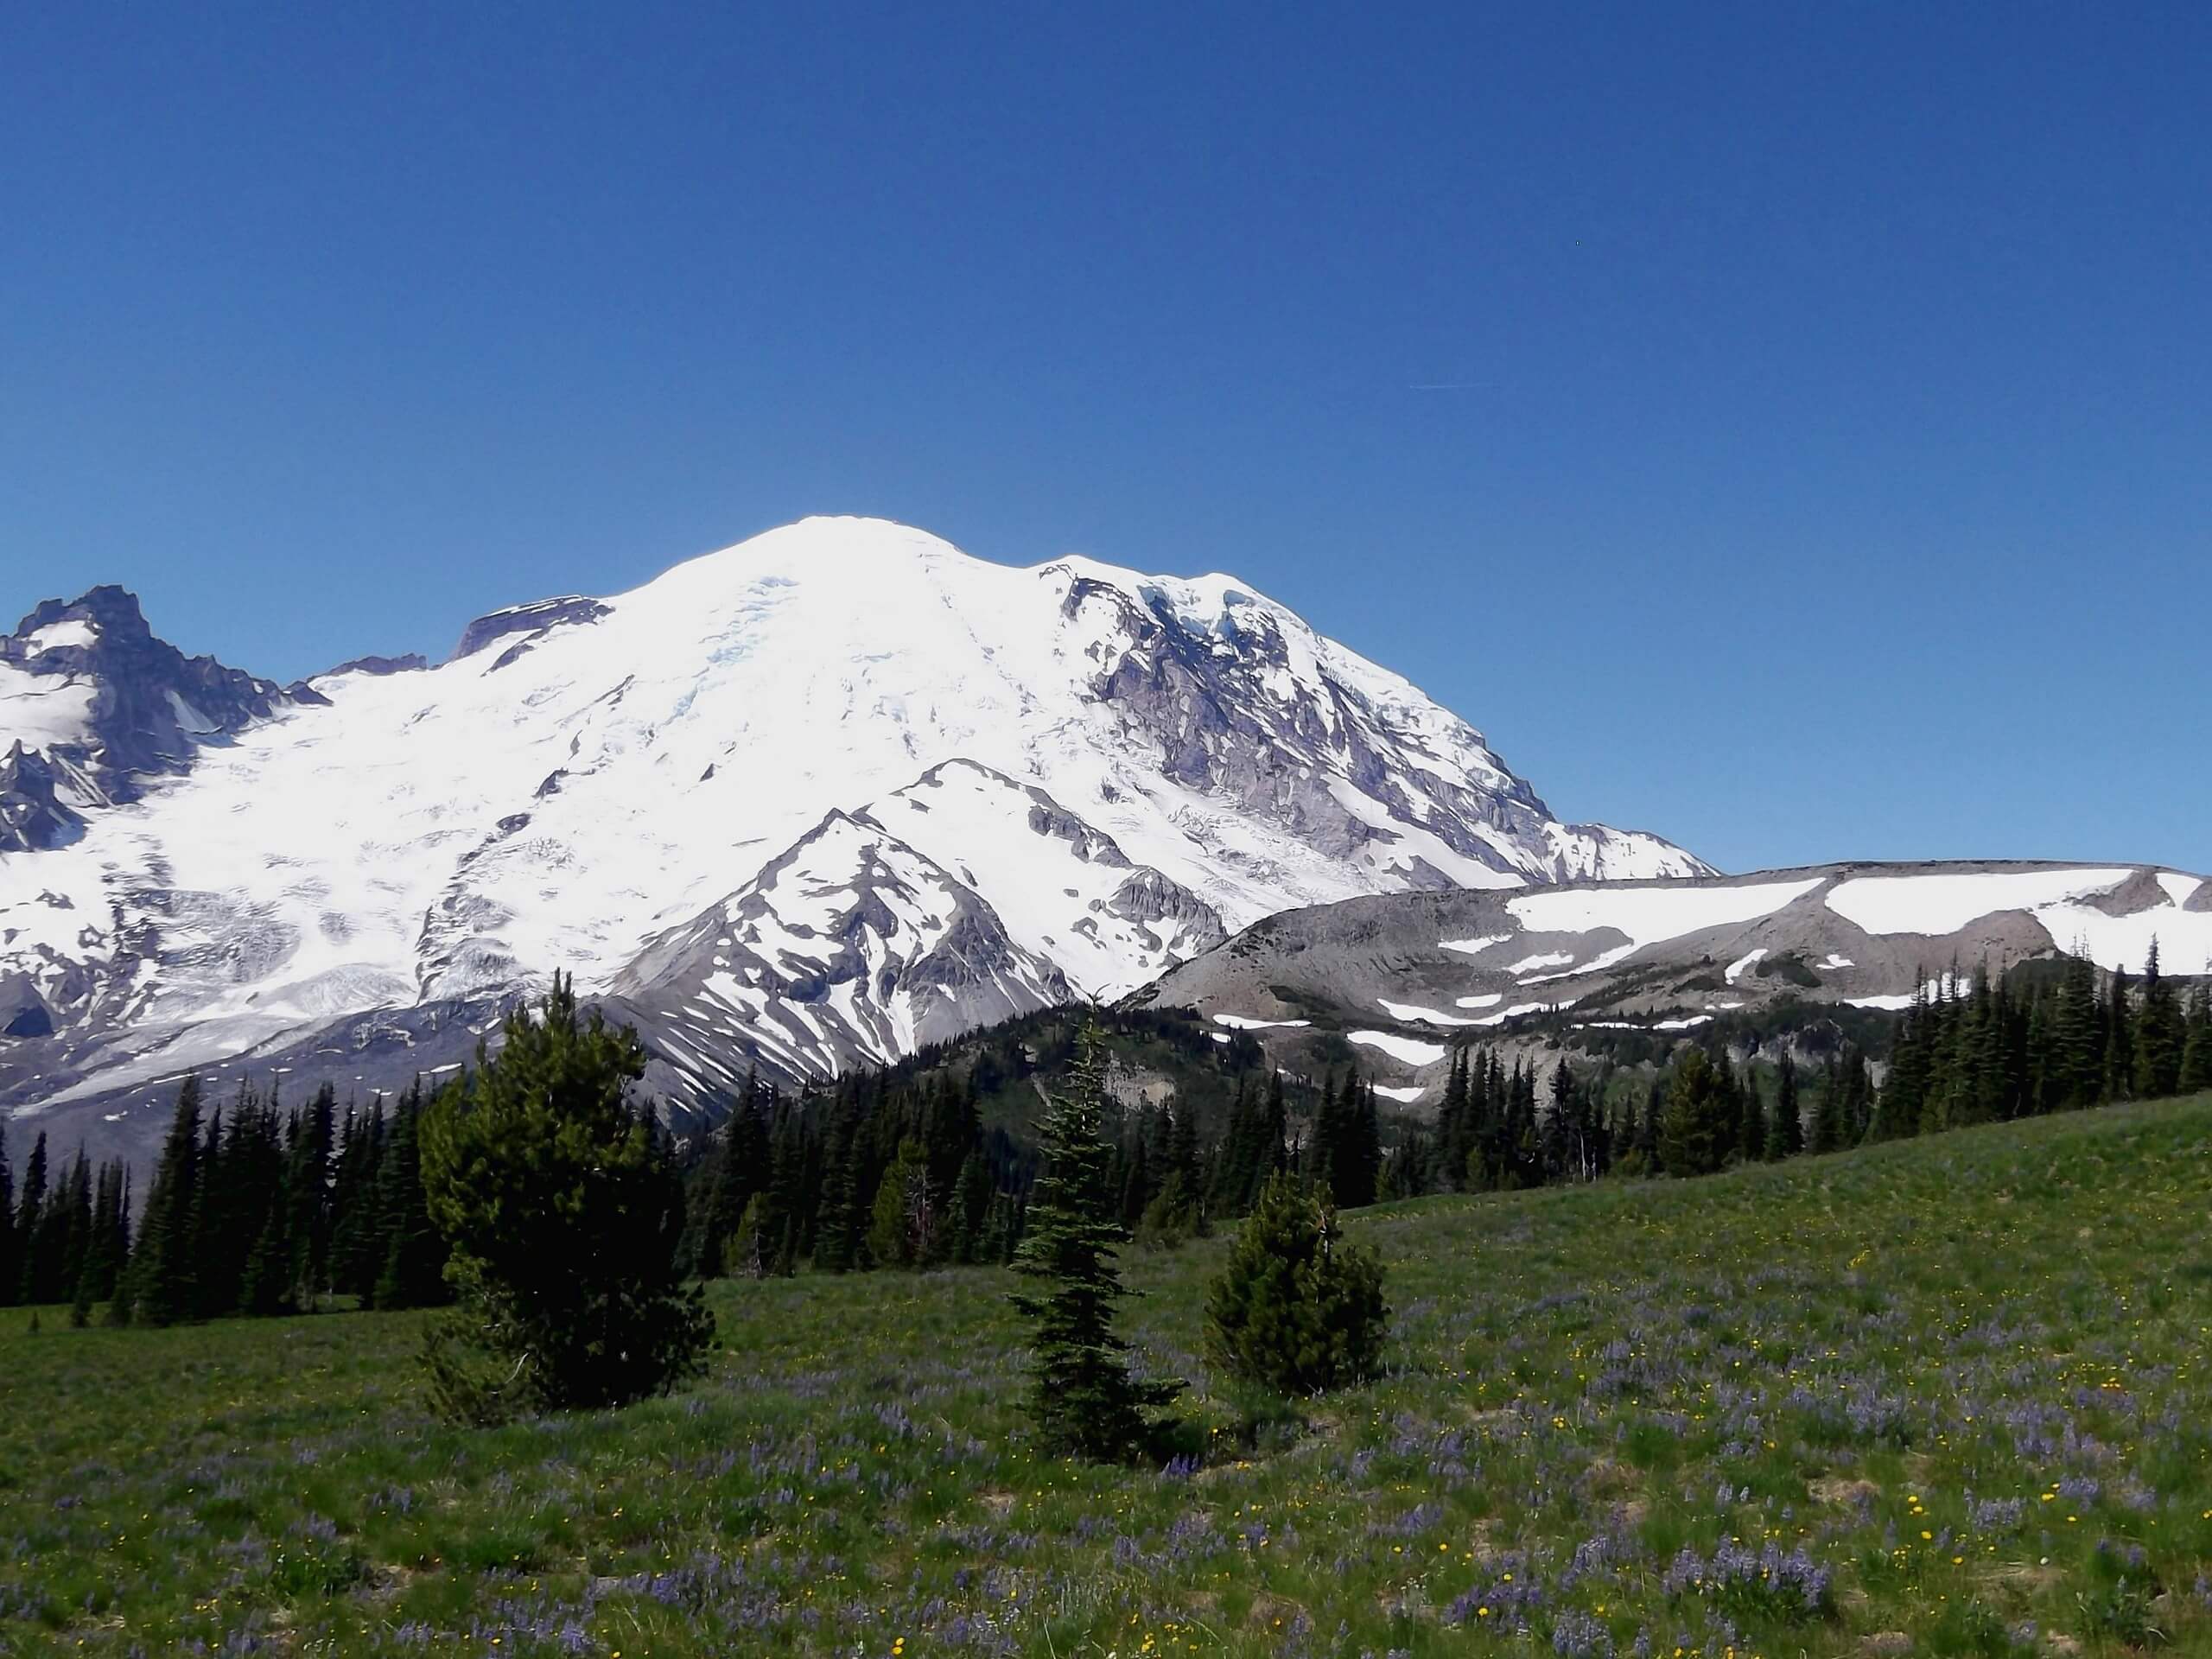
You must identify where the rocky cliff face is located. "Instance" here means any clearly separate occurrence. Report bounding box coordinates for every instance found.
[0,586,320,850]
[0,518,1706,1159]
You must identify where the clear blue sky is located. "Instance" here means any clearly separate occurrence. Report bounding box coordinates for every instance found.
[3,3,2206,875]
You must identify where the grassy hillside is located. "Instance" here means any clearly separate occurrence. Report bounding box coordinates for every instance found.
[4,1096,2210,1656]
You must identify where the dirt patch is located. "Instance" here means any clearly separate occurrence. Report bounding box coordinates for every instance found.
[1809,1475,1880,1505]
[1978,1560,2063,1594]
[1577,1457,1638,1497]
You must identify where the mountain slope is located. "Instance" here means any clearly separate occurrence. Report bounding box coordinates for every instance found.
[0,516,1703,1144]
[1137,858,2212,1099]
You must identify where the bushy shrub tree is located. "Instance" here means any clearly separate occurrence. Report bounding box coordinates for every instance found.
[418,976,712,1423]
[1135,1171,1204,1251]
[1206,1171,1388,1395]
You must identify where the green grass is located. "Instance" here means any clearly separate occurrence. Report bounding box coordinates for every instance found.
[5,1096,2212,1656]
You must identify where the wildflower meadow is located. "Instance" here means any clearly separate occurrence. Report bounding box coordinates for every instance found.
[4,1092,2209,1656]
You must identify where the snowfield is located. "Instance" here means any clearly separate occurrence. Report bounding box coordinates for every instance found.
[1826,869,2135,936]
[1376,997,1486,1027]
[1347,1031,1451,1067]
[1827,868,2212,976]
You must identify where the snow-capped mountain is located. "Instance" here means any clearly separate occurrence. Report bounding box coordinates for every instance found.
[0,516,1704,1154]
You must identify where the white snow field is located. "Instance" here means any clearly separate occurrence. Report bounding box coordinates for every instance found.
[1827,868,2212,975]
[1,517,1703,1101]
[1478,876,1827,984]
[1347,1030,1452,1067]
[1376,997,1487,1027]
[1724,948,1768,984]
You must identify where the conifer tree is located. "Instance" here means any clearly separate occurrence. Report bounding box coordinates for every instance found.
[812,1088,868,1273]
[2104,965,2134,1103]
[2181,980,2212,1095]
[1354,1078,1381,1205]
[57,1153,91,1304]
[1435,1049,1471,1189]
[1166,1096,1202,1200]
[751,1101,805,1277]
[2133,941,2184,1100]
[1877,983,1932,1139]
[728,1192,772,1278]
[128,1077,206,1327]
[14,1132,48,1304]
[1118,1132,1153,1229]
[1636,1071,1664,1171]
[328,1101,388,1300]
[951,1147,995,1262]
[1380,1127,1430,1199]
[1009,1020,1174,1462]
[79,1160,128,1310]
[2053,952,2105,1109]
[417,976,711,1421]
[1732,1060,1764,1164]
[1656,1049,1732,1177]
[1765,1053,1803,1160]
[371,1082,449,1310]
[285,1083,338,1307]
[867,1137,930,1268]
[1205,1169,1388,1395]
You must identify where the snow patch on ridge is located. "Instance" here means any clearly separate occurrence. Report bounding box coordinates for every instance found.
[1825,869,2133,936]
[1376,997,1485,1027]
[1827,868,2212,976]
[1347,1030,1450,1066]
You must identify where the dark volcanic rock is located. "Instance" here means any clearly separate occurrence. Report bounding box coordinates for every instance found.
[0,586,306,849]
[452,596,611,663]
[321,652,429,679]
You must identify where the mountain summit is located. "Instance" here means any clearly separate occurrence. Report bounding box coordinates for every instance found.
[0,517,1704,1142]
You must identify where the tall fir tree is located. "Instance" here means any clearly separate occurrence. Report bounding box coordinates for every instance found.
[14,1131,48,1303]
[128,1077,206,1326]
[811,1086,868,1273]
[1765,1052,1803,1160]
[371,1081,449,1310]
[2103,965,2134,1103]
[328,1101,389,1300]
[1008,1020,1174,1462]
[2133,940,2184,1100]
[285,1082,339,1307]
[1656,1049,1732,1177]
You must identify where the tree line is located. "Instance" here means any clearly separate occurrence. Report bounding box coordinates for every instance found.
[1479,946,2212,1187]
[1871,945,2211,1139]
[8,947,2204,1323]
[0,1073,449,1326]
